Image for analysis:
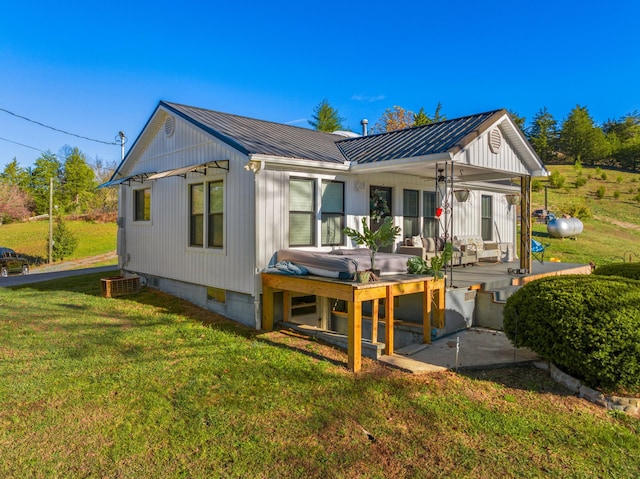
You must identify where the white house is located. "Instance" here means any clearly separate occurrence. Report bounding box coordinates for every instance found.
[104,101,547,330]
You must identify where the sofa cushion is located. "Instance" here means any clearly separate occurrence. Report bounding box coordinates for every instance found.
[423,237,436,252]
[411,235,422,247]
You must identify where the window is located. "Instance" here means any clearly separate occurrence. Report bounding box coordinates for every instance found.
[289,178,315,246]
[208,180,224,248]
[422,191,438,238]
[134,188,151,221]
[189,184,204,246]
[190,180,225,248]
[403,189,420,237]
[321,180,344,246]
[481,195,493,241]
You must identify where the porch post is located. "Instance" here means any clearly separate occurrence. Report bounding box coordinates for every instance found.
[520,176,532,272]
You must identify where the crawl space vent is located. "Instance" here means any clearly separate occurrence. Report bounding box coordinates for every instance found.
[488,128,502,154]
[164,116,175,138]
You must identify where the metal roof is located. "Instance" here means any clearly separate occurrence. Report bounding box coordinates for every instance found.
[161,101,348,164]
[335,110,502,164]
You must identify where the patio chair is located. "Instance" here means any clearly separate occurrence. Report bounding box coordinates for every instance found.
[531,239,550,263]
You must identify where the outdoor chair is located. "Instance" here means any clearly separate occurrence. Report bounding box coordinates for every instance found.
[532,239,550,263]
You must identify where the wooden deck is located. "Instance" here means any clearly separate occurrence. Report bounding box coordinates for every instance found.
[261,273,446,372]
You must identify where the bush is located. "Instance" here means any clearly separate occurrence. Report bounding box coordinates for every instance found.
[596,186,605,199]
[613,190,621,200]
[48,217,78,261]
[574,176,587,188]
[594,262,640,280]
[549,169,565,188]
[531,179,542,192]
[503,275,640,393]
[560,199,592,219]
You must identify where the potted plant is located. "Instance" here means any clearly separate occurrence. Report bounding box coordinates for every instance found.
[343,217,401,278]
[406,242,453,279]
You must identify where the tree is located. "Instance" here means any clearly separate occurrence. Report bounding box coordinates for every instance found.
[1,158,30,189]
[413,102,446,127]
[372,106,414,133]
[508,110,526,131]
[27,152,63,215]
[49,216,78,261]
[89,157,119,214]
[0,182,33,223]
[604,113,640,171]
[559,105,610,165]
[308,99,345,132]
[527,107,558,163]
[62,147,97,213]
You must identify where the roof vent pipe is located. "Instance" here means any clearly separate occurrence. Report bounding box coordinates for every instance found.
[361,119,368,136]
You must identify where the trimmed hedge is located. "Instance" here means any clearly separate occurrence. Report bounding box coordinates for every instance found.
[503,275,640,392]
[593,262,640,280]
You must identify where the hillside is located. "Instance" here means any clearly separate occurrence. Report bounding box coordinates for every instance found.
[529,165,640,265]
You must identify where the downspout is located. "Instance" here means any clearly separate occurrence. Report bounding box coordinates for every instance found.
[117,184,127,271]
[246,156,264,329]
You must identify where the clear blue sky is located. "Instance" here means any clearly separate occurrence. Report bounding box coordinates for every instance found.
[1,0,639,170]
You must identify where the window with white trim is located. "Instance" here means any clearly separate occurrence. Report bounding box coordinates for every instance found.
[133,188,151,221]
[289,177,316,247]
[189,179,225,248]
[423,191,438,238]
[403,189,420,237]
[481,195,493,241]
[321,180,344,246]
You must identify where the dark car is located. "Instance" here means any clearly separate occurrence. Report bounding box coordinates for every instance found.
[0,247,29,276]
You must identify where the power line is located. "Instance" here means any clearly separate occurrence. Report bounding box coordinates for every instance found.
[0,107,119,145]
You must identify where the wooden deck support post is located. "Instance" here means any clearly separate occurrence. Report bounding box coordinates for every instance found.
[385,285,394,356]
[347,300,362,372]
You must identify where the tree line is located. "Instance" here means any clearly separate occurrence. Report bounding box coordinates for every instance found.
[310,100,640,172]
[0,147,117,223]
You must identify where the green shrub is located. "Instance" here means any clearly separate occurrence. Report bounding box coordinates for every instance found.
[531,179,542,192]
[574,176,587,188]
[601,172,608,181]
[596,186,606,199]
[613,190,621,200]
[560,199,592,219]
[616,175,624,184]
[549,169,565,188]
[47,217,78,261]
[503,275,640,393]
[593,262,640,280]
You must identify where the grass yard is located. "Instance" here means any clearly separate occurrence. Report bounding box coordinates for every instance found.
[0,220,116,265]
[1,273,639,478]
[527,165,640,265]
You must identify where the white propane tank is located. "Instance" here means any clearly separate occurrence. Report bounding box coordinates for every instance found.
[547,217,583,238]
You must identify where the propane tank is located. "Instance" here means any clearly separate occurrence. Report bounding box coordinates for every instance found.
[547,217,583,238]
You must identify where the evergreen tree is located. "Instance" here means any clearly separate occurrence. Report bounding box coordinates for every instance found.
[1,158,30,189]
[527,107,558,163]
[308,99,345,132]
[49,216,78,261]
[27,152,63,215]
[559,105,610,164]
[412,102,446,127]
[508,110,526,131]
[62,147,97,213]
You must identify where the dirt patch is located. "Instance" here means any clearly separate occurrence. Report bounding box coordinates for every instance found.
[594,216,640,231]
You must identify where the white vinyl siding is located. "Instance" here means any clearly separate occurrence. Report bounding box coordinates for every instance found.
[289,178,315,247]
[321,180,344,246]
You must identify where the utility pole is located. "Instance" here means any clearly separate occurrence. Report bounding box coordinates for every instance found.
[48,177,53,264]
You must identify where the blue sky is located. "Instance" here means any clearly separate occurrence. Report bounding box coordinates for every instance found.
[1,0,639,170]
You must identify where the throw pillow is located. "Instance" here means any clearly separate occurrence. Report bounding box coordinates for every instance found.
[411,235,422,247]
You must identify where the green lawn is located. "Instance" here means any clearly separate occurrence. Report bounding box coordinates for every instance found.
[1,273,638,478]
[0,220,116,264]
[528,165,640,265]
